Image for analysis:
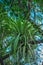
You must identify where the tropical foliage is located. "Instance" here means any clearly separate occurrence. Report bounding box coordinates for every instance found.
[0,0,43,65]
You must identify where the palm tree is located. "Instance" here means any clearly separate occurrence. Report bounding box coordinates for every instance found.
[0,0,43,65]
[0,11,42,65]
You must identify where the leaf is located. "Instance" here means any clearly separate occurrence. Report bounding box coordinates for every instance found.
[14,33,20,55]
